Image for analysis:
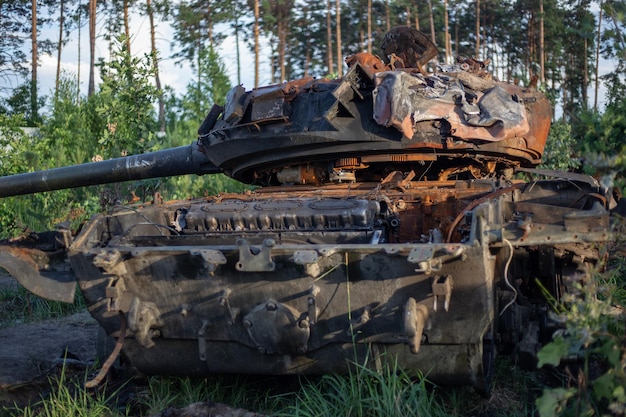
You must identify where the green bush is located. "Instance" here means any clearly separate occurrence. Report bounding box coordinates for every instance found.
[535,255,626,417]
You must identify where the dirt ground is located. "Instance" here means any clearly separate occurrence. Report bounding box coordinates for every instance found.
[0,311,98,388]
[0,276,99,407]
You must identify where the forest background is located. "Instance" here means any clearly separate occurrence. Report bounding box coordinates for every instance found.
[0,0,625,237]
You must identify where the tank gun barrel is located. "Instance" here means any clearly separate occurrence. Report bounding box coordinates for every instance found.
[0,142,221,198]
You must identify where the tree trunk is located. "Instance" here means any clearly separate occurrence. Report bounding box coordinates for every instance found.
[359,28,364,51]
[482,15,486,58]
[55,0,65,105]
[304,25,311,77]
[539,0,540,86]
[206,4,213,47]
[444,0,450,64]
[385,0,390,31]
[124,0,130,53]
[278,20,287,82]
[583,33,588,108]
[475,0,480,58]
[455,18,458,57]
[594,0,603,111]
[147,0,165,132]
[528,9,535,80]
[269,42,275,84]
[336,0,342,75]
[606,2,625,50]
[31,0,38,122]
[427,0,436,47]
[88,0,96,97]
[367,0,372,53]
[234,9,241,85]
[326,0,333,74]
[196,39,201,89]
[77,0,81,102]
[254,0,259,87]
[406,5,410,27]
[415,5,420,31]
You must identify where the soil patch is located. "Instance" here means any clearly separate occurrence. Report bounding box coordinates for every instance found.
[0,274,99,409]
[0,310,98,389]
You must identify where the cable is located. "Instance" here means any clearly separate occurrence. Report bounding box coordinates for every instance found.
[499,238,518,316]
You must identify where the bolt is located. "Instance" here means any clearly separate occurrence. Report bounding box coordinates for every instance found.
[243,319,252,328]
[258,346,267,354]
[297,346,307,354]
[298,319,310,329]
[266,301,277,311]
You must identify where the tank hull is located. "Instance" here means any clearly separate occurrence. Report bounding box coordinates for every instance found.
[65,177,608,391]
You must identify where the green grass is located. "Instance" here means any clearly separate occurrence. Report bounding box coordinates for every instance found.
[136,358,531,417]
[4,364,129,417]
[5,356,548,417]
[129,358,545,417]
[0,282,86,328]
[136,374,288,416]
[279,362,446,417]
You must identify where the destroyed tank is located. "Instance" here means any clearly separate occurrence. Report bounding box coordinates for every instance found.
[0,28,612,393]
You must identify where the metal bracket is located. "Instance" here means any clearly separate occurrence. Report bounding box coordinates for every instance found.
[93,249,127,276]
[346,305,372,336]
[293,250,319,264]
[408,246,465,275]
[407,246,435,264]
[105,277,126,312]
[432,275,453,312]
[192,249,227,275]
[236,238,276,271]
[404,297,429,353]
[127,297,162,349]
[219,288,239,325]
[294,250,321,277]
[307,285,320,325]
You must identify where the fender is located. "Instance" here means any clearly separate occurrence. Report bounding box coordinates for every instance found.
[0,231,76,303]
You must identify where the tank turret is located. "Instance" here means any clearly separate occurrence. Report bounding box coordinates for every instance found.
[0,28,552,197]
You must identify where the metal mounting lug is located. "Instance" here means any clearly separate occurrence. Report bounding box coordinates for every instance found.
[236,238,276,271]
[432,275,453,312]
[404,297,429,354]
